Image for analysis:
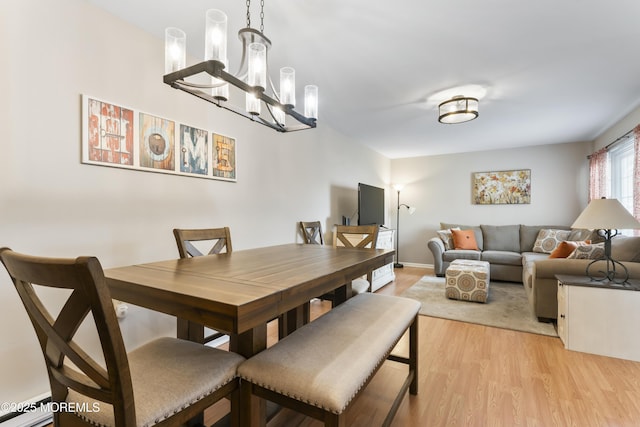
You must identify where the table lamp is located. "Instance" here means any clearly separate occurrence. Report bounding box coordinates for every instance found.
[571,198,640,284]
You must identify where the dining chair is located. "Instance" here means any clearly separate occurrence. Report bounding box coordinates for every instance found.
[173,226,232,258]
[299,221,324,245]
[173,227,232,344]
[0,247,244,427]
[320,224,380,306]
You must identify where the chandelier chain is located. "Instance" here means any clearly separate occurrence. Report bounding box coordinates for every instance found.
[260,0,265,33]
[246,0,251,27]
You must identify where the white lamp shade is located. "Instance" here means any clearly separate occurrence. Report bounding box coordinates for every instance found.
[304,85,318,119]
[204,9,227,62]
[248,42,266,89]
[280,67,296,106]
[164,27,186,74]
[571,198,640,230]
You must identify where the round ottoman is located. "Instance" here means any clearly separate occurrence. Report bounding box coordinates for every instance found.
[445,259,490,303]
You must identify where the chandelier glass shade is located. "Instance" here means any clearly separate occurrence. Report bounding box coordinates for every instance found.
[163,3,317,133]
[438,96,479,124]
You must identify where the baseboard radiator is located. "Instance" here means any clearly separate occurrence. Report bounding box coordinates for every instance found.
[0,394,52,427]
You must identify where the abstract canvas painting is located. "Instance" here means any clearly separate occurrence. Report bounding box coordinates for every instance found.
[472,169,531,204]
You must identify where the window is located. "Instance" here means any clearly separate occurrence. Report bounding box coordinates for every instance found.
[589,126,640,233]
[609,137,634,214]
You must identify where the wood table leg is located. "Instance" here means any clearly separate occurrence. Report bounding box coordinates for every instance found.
[279,302,310,338]
[233,325,268,427]
[332,282,353,306]
[177,318,205,343]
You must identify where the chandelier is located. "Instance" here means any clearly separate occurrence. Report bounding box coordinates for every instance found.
[438,96,479,124]
[163,1,317,133]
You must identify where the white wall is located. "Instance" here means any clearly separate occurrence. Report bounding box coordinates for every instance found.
[0,0,390,405]
[593,105,640,150]
[390,141,593,265]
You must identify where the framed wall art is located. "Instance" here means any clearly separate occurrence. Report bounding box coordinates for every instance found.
[81,94,237,182]
[472,169,531,205]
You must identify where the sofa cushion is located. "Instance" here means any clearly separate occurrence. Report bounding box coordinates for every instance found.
[611,236,640,262]
[451,229,479,250]
[481,250,522,266]
[532,229,571,253]
[481,225,520,252]
[520,225,569,252]
[441,223,483,250]
[443,250,481,262]
[521,251,551,264]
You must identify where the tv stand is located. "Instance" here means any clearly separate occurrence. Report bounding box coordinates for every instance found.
[371,228,395,291]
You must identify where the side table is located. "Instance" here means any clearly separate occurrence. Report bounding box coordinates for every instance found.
[556,274,640,362]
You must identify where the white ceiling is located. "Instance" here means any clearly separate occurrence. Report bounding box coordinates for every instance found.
[87,0,640,159]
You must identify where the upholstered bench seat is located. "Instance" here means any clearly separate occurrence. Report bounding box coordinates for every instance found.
[238,293,420,426]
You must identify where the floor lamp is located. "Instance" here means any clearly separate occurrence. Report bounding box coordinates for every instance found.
[394,185,416,268]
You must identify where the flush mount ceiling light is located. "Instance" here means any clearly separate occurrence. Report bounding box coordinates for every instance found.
[163,1,317,133]
[438,95,479,124]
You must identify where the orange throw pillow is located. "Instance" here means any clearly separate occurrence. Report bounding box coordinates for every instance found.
[451,229,479,250]
[549,240,591,258]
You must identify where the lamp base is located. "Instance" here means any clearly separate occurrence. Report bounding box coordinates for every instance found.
[394,263,404,268]
[585,256,629,284]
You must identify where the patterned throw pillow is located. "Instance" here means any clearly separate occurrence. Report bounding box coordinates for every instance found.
[567,243,605,259]
[532,229,571,254]
[436,227,460,250]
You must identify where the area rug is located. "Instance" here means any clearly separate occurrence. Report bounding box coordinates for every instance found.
[400,276,558,337]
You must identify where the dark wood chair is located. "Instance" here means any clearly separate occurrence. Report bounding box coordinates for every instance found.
[321,224,380,306]
[173,227,232,344]
[299,221,324,245]
[0,247,244,427]
[173,227,288,342]
[173,226,232,258]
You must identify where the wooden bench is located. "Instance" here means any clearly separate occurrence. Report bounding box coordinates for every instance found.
[237,293,420,427]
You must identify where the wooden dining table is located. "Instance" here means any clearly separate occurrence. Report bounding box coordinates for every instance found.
[104,243,394,426]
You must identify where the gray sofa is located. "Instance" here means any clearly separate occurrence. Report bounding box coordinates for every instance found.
[428,223,583,282]
[427,223,640,321]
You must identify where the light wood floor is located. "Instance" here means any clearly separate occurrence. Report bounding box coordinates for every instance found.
[206,266,640,426]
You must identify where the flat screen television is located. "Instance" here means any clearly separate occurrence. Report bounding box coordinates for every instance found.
[358,183,385,226]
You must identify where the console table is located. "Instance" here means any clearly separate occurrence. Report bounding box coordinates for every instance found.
[556,274,640,362]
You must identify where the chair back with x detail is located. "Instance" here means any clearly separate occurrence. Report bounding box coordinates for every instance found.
[173,227,233,344]
[333,224,379,249]
[173,227,232,258]
[0,247,243,427]
[299,221,324,245]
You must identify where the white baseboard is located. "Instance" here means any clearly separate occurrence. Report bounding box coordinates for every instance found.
[397,262,432,269]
